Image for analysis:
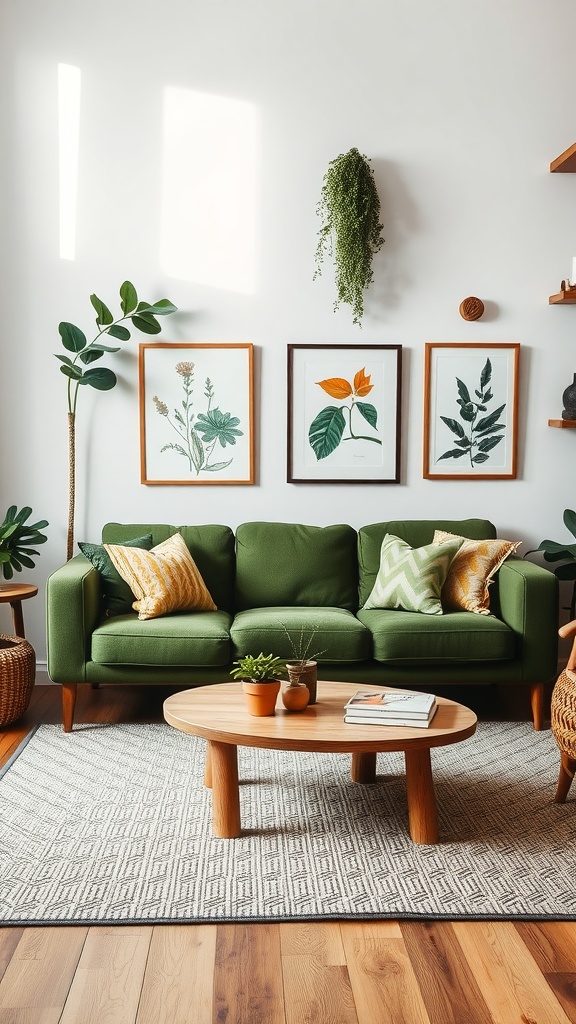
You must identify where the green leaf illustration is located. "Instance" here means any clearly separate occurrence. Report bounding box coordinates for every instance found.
[440,416,466,438]
[456,378,471,404]
[437,448,467,461]
[480,358,492,389]
[356,401,378,430]
[475,405,506,434]
[308,406,346,460]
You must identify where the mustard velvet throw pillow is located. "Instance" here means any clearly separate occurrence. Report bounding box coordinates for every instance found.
[433,529,521,614]
[363,534,463,615]
[104,532,217,620]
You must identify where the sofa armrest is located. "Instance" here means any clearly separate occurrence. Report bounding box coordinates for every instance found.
[496,557,559,682]
[46,555,102,683]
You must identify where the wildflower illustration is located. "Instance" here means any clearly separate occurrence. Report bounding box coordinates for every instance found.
[437,358,506,468]
[308,367,382,460]
[153,361,243,475]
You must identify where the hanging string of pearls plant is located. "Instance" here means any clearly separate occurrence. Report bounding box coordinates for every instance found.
[313,147,384,326]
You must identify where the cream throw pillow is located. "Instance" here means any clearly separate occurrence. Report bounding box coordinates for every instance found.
[433,530,521,615]
[104,532,216,620]
[363,533,463,615]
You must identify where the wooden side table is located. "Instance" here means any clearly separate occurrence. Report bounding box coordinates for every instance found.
[0,583,38,639]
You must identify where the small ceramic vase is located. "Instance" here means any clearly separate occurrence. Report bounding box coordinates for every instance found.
[286,660,318,705]
[281,680,310,712]
[563,373,576,420]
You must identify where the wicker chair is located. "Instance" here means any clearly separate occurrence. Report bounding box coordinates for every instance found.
[551,619,576,802]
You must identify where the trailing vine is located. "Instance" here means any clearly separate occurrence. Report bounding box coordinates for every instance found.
[314,147,384,326]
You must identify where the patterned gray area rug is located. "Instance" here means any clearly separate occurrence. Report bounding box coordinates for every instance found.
[0,721,575,925]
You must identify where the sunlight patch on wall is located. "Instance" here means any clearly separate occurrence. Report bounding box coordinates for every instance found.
[160,87,258,294]
[58,63,81,261]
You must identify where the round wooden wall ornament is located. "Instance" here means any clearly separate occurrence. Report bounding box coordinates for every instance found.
[459,296,484,321]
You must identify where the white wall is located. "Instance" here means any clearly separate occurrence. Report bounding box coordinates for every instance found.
[2,0,576,666]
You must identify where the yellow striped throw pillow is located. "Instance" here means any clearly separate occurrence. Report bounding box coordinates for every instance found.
[104,532,217,620]
[433,530,520,615]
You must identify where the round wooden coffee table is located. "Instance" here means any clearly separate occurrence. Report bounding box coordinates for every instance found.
[163,681,477,844]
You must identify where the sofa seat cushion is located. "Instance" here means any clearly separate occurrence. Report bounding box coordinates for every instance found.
[356,608,515,663]
[91,610,232,667]
[230,607,372,662]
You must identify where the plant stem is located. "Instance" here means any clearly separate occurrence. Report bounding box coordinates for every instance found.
[67,412,75,562]
[344,405,382,445]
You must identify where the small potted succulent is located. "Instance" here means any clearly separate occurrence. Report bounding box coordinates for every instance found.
[230,653,286,716]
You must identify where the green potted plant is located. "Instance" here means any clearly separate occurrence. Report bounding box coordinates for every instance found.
[0,506,49,581]
[281,624,326,705]
[530,508,576,619]
[230,653,286,716]
[313,147,384,326]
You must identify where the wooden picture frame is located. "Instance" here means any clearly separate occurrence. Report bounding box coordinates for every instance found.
[139,343,254,485]
[423,343,519,480]
[287,344,402,483]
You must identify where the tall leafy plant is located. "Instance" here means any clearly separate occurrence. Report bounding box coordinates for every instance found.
[531,509,576,619]
[55,281,177,560]
[314,147,384,326]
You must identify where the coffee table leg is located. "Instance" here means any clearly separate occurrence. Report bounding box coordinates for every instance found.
[351,751,377,783]
[204,743,212,788]
[404,748,439,844]
[208,740,241,838]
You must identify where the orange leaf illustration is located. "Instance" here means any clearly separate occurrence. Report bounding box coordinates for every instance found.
[353,368,373,397]
[315,377,353,399]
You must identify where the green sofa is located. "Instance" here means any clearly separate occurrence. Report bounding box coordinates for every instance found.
[46,518,559,732]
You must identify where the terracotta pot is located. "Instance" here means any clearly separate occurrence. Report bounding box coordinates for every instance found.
[286,660,317,705]
[241,679,281,716]
[281,680,310,712]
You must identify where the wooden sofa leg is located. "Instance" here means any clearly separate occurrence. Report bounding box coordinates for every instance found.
[530,682,545,731]
[62,683,77,733]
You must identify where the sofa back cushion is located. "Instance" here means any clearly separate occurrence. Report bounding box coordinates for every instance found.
[235,522,359,611]
[101,523,236,612]
[357,519,497,608]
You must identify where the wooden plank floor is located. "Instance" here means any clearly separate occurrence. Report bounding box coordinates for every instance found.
[1,683,576,1024]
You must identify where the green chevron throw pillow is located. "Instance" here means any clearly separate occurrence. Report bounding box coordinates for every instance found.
[363,534,464,615]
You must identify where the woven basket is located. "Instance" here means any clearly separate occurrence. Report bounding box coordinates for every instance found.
[551,669,576,759]
[0,634,35,726]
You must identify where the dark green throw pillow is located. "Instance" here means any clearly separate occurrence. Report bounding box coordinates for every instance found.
[78,534,154,616]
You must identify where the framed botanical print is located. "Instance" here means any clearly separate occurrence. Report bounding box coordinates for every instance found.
[423,343,519,480]
[139,343,254,484]
[287,344,402,483]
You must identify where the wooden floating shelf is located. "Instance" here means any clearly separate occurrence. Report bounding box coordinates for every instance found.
[549,419,576,428]
[550,143,576,172]
[549,289,576,304]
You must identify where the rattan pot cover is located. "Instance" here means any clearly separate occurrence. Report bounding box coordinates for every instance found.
[0,634,35,726]
[551,668,576,759]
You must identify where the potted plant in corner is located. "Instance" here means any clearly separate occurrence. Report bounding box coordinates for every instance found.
[0,505,49,581]
[230,653,286,716]
[281,624,326,705]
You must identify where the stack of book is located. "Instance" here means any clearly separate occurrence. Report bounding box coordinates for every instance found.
[343,690,438,728]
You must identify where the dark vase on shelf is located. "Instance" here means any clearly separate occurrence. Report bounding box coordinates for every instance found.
[562,374,576,420]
